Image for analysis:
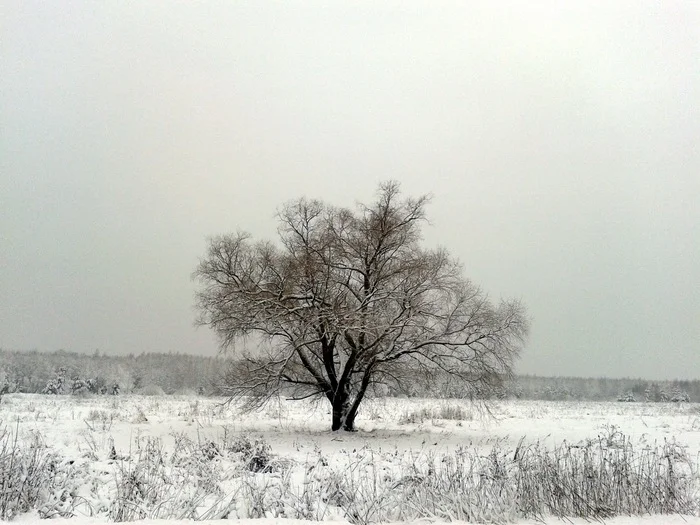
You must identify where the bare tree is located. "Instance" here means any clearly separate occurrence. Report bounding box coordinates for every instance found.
[194,182,529,431]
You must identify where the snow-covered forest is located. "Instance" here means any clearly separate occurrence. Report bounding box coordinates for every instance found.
[0,349,222,396]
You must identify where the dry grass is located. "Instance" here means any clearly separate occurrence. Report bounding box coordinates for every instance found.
[398,402,474,425]
[2,418,698,523]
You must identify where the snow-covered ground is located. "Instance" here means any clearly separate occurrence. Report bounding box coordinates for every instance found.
[9,517,700,525]
[1,394,699,524]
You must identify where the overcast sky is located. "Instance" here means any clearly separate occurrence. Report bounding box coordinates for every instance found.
[1,1,698,379]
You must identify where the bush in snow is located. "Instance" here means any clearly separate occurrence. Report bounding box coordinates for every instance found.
[672,390,691,403]
[617,391,636,402]
[41,367,67,395]
[225,434,273,473]
[83,376,107,395]
[70,376,90,396]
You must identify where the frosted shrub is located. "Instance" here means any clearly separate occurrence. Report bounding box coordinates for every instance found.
[226,434,273,473]
[672,390,691,403]
[617,391,636,402]
[41,367,68,395]
[71,377,90,396]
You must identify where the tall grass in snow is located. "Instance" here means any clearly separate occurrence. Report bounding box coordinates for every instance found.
[0,423,81,520]
[111,429,700,523]
[301,431,699,523]
[1,419,699,522]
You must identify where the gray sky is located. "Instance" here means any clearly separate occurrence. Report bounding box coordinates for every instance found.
[2,1,698,379]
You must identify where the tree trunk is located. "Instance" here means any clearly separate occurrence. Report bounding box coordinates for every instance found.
[341,365,373,431]
[342,411,357,431]
[330,366,373,431]
[331,401,345,431]
[331,404,357,431]
[330,387,354,431]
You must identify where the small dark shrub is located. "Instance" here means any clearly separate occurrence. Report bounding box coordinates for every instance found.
[228,435,273,472]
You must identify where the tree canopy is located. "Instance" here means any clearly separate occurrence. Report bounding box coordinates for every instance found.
[194,182,528,430]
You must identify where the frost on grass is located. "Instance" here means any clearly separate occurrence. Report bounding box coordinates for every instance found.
[1,395,700,523]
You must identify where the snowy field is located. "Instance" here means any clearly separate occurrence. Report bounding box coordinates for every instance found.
[1,394,700,524]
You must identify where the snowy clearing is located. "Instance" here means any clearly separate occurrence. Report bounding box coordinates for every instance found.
[1,394,699,524]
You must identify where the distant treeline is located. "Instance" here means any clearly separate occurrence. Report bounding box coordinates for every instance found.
[0,348,697,402]
[507,374,697,403]
[0,348,224,396]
